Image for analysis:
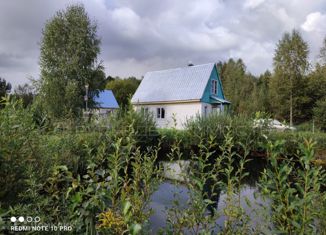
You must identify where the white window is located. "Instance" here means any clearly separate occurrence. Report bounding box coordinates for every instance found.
[157,107,165,119]
[212,80,218,95]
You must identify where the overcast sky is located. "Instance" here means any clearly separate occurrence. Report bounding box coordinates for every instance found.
[1,0,326,87]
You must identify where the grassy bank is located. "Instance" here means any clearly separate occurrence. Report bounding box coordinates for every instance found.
[158,115,326,166]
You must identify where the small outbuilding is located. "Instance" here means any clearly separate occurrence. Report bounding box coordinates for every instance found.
[131,63,230,129]
[93,90,119,117]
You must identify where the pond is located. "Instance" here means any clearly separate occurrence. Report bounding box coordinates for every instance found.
[148,158,270,233]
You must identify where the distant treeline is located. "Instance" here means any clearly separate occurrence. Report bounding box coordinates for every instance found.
[218,30,326,130]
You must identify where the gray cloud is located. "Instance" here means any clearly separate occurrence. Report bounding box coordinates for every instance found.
[1,0,326,87]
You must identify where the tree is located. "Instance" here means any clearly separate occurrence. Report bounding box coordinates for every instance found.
[38,4,106,120]
[304,64,326,119]
[219,59,256,115]
[0,77,11,99]
[13,83,34,107]
[106,77,141,108]
[271,30,309,125]
[252,70,271,113]
[320,37,326,65]
[313,98,326,131]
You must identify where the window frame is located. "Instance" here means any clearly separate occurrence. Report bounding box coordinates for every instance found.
[157,108,161,118]
[211,80,218,95]
[156,107,165,119]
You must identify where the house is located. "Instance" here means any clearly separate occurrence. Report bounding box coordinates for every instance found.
[131,63,230,129]
[93,90,119,117]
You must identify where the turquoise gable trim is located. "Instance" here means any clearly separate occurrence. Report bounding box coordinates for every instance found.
[201,65,226,104]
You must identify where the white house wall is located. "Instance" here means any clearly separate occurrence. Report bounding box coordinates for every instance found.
[135,102,213,129]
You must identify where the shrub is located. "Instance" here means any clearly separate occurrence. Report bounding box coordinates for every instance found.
[185,113,264,151]
[313,98,326,131]
[296,121,319,132]
[268,131,326,160]
[259,139,326,234]
[106,104,158,149]
[7,120,162,234]
[39,131,102,176]
[0,97,41,205]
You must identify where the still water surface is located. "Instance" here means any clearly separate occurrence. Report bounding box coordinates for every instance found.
[149,182,269,233]
[148,158,269,233]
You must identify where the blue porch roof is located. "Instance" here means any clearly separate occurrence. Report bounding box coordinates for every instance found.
[210,96,230,104]
[94,90,119,109]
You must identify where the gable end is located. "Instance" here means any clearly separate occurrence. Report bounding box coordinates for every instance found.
[200,65,227,103]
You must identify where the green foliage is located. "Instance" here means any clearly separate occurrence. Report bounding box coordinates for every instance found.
[220,130,251,234]
[106,77,141,108]
[270,29,309,124]
[38,4,106,120]
[214,30,326,126]
[39,131,102,175]
[213,34,326,126]
[164,129,256,234]
[320,36,326,65]
[165,134,221,234]
[313,98,326,131]
[0,77,11,100]
[0,97,40,205]
[295,121,317,132]
[1,109,161,234]
[268,131,326,158]
[259,139,325,234]
[1,99,325,234]
[13,83,34,108]
[185,113,263,151]
[218,59,255,115]
[0,78,11,93]
[106,102,158,148]
[253,71,271,113]
[304,64,326,121]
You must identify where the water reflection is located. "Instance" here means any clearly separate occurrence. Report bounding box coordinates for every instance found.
[149,158,269,233]
[149,181,268,233]
[149,182,190,231]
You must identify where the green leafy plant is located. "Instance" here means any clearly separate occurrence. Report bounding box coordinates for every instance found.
[259,139,326,234]
[220,129,251,234]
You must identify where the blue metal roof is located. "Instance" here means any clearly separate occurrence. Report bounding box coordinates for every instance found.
[131,63,215,103]
[94,90,119,109]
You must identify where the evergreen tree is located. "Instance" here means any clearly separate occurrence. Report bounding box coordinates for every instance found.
[38,4,106,120]
[313,98,326,131]
[0,77,11,99]
[254,70,271,113]
[219,59,257,116]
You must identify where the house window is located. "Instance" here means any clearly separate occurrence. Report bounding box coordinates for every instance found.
[212,80,218,95]
[157,107,165,119]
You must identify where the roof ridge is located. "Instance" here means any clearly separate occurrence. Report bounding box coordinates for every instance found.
[146,62,215,74]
